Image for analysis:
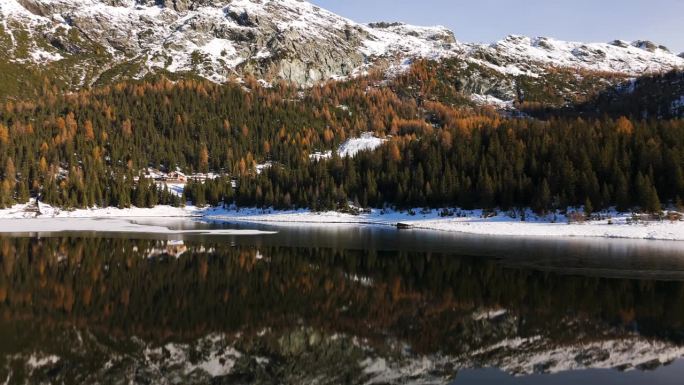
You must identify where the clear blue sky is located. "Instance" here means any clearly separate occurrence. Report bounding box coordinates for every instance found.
[309,0,684,53]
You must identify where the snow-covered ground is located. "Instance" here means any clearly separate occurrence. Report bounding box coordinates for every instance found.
[310,133,388,161]
[337,133,388,157]
[206,207,684,241]
[1,200,684,241]
[0,217,275,235]
[0,201,272,235]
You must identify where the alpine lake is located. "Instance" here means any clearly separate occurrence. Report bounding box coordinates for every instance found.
[1,219,684,384]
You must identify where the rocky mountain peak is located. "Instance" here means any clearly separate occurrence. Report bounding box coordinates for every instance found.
[0,0,459,86]
[367,21,457,45]
[631,39,670,53]
[0,0,682,94]
[469,35,683,76]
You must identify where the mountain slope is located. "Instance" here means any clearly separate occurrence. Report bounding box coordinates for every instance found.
[0,0,682,106]
[0,0,457,89]
[572,69,684,119]
[467,36,683,77]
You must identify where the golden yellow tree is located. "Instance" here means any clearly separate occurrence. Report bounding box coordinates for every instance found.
[199,145,209,173]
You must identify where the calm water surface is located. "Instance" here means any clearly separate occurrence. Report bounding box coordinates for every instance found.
[1,219,684,384]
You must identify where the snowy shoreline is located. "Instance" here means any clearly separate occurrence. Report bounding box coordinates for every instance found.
[1,201,684,242]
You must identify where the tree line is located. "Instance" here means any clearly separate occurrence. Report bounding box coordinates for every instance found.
[195,115,680,214]
[0,62,682,213]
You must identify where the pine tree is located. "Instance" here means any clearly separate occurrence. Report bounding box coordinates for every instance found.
[0,180,10,208]
[533,179,552,215]
[615,172,631,212]
[644,184,662,214]
[17,180,29,204]
[478,171,495,208]
[584,197,593,219]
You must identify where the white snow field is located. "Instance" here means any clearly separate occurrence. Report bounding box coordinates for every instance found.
[0,217,276,235]
[309,133,388,161]
[1,200,684,241]
[0,201,275,235]
[337,133,388,158]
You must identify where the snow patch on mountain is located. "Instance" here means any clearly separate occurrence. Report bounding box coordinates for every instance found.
[29,46,63,63]
[309,133,388,160]
[337,133,387,158]
[0,0,45,21]
[470,94,514,109]
[362,22,457,59]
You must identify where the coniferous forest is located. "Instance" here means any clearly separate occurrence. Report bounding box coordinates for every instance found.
[0,60,682,214]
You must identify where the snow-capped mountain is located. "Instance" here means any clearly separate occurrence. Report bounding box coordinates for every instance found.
[0,0,457,86]
[466,35,683,77]
[0,0,682,92]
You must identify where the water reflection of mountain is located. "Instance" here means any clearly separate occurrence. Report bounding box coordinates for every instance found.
[1,237,684,384]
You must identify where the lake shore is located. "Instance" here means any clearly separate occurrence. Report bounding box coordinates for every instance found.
[1,201,683,241]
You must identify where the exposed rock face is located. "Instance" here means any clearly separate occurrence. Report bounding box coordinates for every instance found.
[454,65,517,101]
[135,0,217,12]
[633,40,659,52]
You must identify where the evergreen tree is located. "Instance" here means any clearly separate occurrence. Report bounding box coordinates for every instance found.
[584,197,593,218]
[533,179,551,214]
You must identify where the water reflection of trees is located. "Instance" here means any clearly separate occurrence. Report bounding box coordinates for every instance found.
[1,236,684,352]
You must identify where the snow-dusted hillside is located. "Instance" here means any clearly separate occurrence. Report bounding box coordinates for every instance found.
[0,0,457,86]
[1,0,682,90]
[466,35,684,77]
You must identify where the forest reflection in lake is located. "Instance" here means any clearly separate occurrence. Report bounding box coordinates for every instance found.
[1,225,684,384]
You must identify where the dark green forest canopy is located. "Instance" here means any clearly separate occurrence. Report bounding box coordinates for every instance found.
[0,61,682,212]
